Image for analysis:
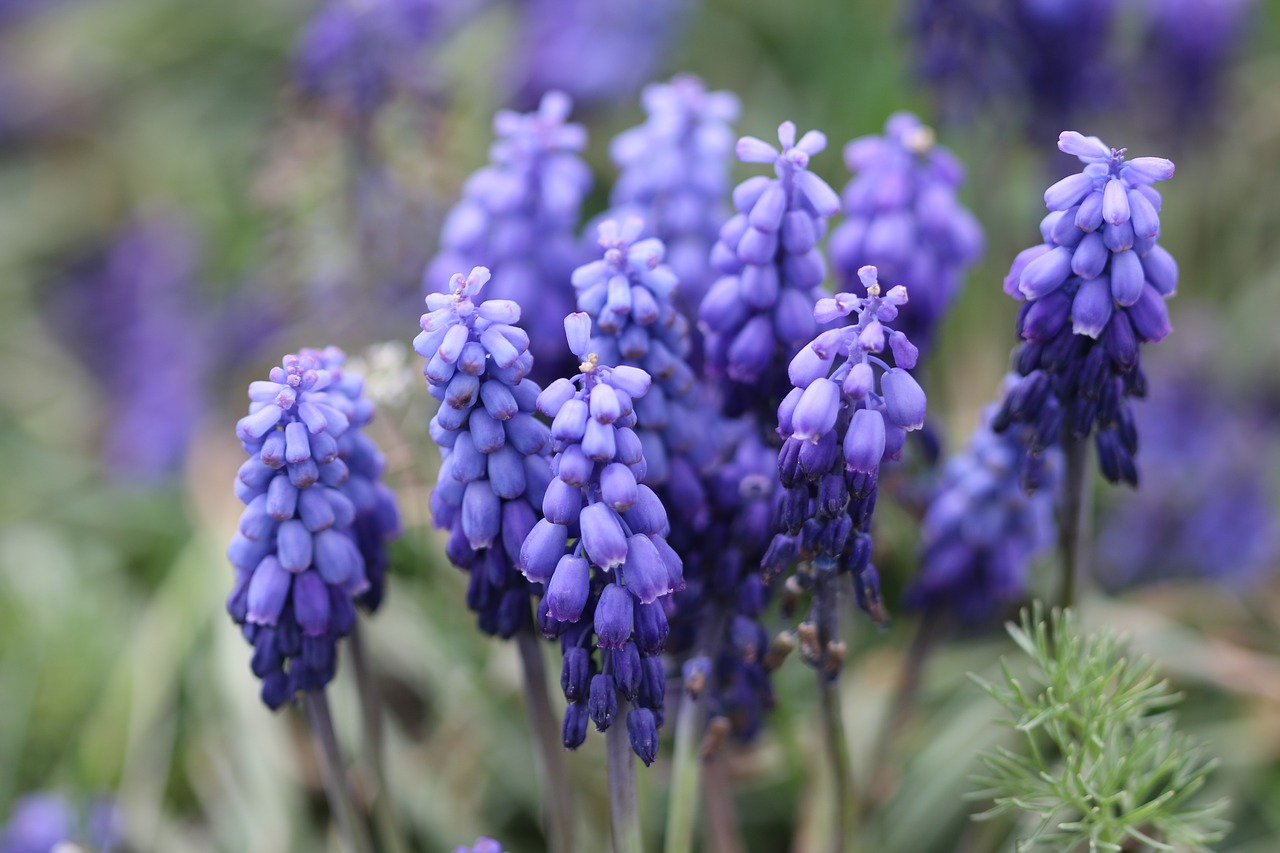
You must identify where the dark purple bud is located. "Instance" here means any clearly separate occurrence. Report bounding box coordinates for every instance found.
[1072,275,1114,338]
[798,430,838,479]
[563,702,589,748]
[277,520,313,573]
[1022,287,1072,343]
[561,646,590,702]
[627,708,659,765]
[613,642,642,700]
[727,315,775,383]
[1127,285,1171,343]
[634,601,669,655]
[461,481,501,549]
[588,674,617,730]
[595,582,633,650]
[293,570,331,637]
[651,535,684,592]
[1103,312,1138,373]
[247,556,291,626]
[486,446,527,499]
[314,529,363,586]
[1142,245,1178,296]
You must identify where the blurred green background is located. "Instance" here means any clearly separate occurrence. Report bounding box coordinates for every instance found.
[2,0,1280,850]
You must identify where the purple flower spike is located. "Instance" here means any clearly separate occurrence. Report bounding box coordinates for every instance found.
[829,113,983,357]
[766,265,927,662]
[606,75,740,320]
[995,133,1178,487]
[522,316,677,762]
[229,348,398,708]
[908,379,1061,622]
[425,93,592,385]
[699,118,841,420]
[421,266,552,638]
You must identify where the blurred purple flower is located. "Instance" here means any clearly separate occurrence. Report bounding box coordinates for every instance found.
[419,267,552,638]
[829,112,984,357]
[606,75,739,322]
[1097,325,1279,590]
[1,792,122,853]
[44,217,209,482]
[425,92,592,385]
[908,380,1060,623]
[509,0,693,108]
[454,838,506,853]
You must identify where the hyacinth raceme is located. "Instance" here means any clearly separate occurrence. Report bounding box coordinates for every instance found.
[699,121,841,416]
[767,266,927,644]
[906,0,1017,124]
[607,75,740,320]
[228,352,378,709]
[519,314,680,765]
[300,347,402,611]
[418,267,553,638]
[667,426,781,742]
[509,0,693,108]
[995,132,1177,486]
[828,112,984,356]
[907,384,1060,624]
[572,219,716,519]
[425,92,592,384]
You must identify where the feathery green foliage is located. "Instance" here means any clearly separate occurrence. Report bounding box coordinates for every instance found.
[968,606,1229,852]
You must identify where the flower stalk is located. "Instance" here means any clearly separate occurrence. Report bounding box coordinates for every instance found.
[516,623,578,853]
[304,690,375,853]
[607,694,644,853]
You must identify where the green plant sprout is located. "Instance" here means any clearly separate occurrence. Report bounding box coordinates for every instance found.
[968,605,1229,852]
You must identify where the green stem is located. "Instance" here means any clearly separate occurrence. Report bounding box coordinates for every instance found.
[703,757,745,853]
[516,624,578,853]
[349,623,410,853]
[1058,434,1092,611]
[304,690,375,853]
[663,675,705,853]
[814,570,853,853]
[607,698,644,853]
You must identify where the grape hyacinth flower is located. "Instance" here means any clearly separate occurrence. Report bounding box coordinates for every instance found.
[453,837,506,853]
[829,112,984,357]
[425,92,592,384]
[995,132,1177,486]
[905,0,1017,124]
[767,266,927,670]
[607,75,740,320]
[667,426,783,743]
[419,267,552,638]
[571,218,717,518]
[301,346,402,612]
[699,121,841,417]
[227,351,375,708]
[907,383,1060,624]
[294,0,444,121]
[509,0,693,108]
[519,314,679,764]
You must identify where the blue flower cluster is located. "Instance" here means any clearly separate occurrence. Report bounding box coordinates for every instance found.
[519,315,679,764]
[425,91,592,383]
[608,75,740,320]
[228,349,396,708]
[699,121,841,414]
[453,836,506,853]
[767,266,927,642]
[908,381,1060,623]
[997,132,1176,485]
[0,793,121,853]
[828,112,984,357]
[418,267,553,638]
[572,219,717,516]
